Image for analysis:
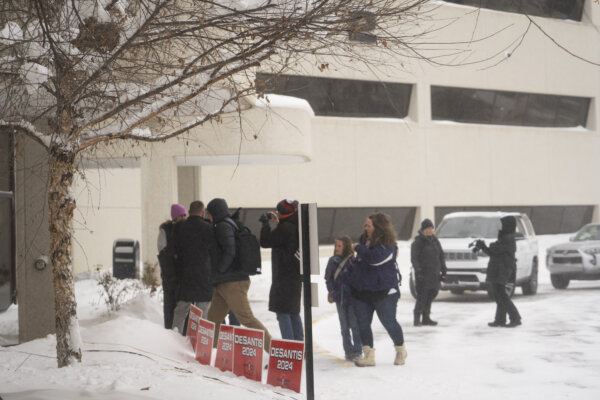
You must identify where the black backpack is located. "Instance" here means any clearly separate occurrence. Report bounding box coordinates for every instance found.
[225,218,262,275]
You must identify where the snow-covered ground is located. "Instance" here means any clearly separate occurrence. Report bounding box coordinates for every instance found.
[1,234,600,399]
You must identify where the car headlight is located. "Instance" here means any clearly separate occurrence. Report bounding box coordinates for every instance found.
[583,248,600,255]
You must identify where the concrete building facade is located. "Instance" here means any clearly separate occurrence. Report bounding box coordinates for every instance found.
[2,1,599,342]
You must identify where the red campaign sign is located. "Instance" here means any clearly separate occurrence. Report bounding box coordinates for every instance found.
[232,327,265,382]
[214,324,235,372]
[185,304,203,350]
[194,318,215,365]
[267,339,304,393]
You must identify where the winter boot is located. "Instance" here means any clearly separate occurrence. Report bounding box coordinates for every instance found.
[354,346,375,367]
[413,311,422,327]
[422,312,438,326]
[394,344,407,365]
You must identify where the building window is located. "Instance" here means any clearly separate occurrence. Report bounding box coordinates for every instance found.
[435,205,595,235]
[256,73,412,118]
[431,86,590,128]
[443,0,585,21]
[235,206,416,244]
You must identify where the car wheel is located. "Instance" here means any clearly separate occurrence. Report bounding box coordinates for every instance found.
[450,289,464,295]
[521,259,538,295]
[550,274,570,289]
[409,272,417,299]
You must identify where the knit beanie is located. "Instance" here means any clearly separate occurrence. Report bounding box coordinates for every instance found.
[170,204,187,220]
[421,218,434,231]
[277,199,298,219]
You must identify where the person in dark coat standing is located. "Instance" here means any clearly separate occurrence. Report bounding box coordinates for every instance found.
[157,204,187,329]
[474,215,522,328]
[411,218,447,327]
[171,201,217,334]
[205,198,273,351]
[260,199,303,341]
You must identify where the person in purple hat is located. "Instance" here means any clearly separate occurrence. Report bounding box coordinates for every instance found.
[157,203,187,329]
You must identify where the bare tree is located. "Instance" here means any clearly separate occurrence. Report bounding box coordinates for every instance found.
[0,0,493,367]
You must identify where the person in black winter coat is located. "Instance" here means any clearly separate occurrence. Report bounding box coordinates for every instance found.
[205,198,273,351]
[475,215,522,328]
[260,199,303,341]
[411,218,447,326]
[157,204,187,329]
[172,201,218,334]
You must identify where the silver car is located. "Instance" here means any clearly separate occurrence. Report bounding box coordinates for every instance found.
[546,223,600,289]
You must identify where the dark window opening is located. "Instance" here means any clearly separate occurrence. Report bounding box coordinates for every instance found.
[234,206,416,245]
[431,86,590,128]
[435,205,595,235]
[256,73,413,118]
[443,0,585,21]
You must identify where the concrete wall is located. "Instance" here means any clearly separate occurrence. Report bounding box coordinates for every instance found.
[72,166,143,275]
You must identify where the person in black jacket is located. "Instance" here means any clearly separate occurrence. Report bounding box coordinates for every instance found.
[411,218,447,327]
[260,199,303,341]
[157,204,187,329]
[171,201,217,334]
[474,215,522,328]
[205,198,273,351]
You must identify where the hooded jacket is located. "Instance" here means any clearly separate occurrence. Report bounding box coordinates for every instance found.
[482,216,517,284]
[206,198,249,286]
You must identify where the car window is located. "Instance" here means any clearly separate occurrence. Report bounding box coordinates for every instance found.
[436,217,501,238]
[515,218,526,238]
[573,225,600,241]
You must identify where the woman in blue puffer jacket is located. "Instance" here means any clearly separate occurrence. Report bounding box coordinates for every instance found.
[350,213,406,367]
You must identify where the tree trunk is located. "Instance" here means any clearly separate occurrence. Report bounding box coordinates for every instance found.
[48,146,82,367]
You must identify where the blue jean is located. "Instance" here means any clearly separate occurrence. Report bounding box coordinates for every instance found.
[336,301,362,356]
[276,313,304,341]
[353,291,404,347]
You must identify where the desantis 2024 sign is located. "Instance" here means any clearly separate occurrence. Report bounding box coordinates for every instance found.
[232,327,264,382]
[267,339,304,393]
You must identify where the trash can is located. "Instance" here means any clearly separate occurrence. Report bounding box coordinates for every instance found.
[112,239,140,279]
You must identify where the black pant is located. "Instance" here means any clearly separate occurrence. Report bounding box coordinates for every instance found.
[163,284,177,329]
[414,280,438,317]
[490,283,521,324]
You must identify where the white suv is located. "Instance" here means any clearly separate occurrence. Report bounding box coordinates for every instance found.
[410,212,539,298]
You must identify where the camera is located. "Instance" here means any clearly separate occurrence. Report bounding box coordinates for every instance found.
[468,239,485,253]
[259,213,272,224]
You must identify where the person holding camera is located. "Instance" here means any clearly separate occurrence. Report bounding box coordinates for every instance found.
[411,218,447,327]
[473,215,522,328]
[350,213,406,367]
[259,199,304,341]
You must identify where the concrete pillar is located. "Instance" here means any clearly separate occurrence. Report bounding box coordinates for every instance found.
[140,156,178,271]
[14,135,55,342]
[177,166,201,210]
